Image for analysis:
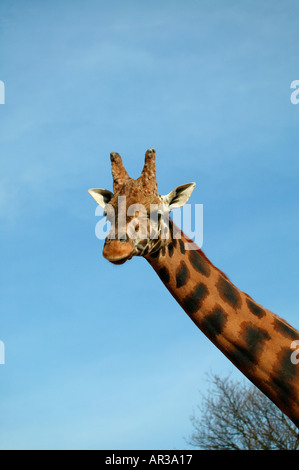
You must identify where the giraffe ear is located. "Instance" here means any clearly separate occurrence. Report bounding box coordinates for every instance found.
[161,183,196,210]
[88,188,114,207]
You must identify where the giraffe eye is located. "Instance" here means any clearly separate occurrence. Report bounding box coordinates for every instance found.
[149,211,161,222]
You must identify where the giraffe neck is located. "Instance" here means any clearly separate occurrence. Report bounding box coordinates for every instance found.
[145,220,299,427]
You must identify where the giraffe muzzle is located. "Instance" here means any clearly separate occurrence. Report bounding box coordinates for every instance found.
[103,239,135,265]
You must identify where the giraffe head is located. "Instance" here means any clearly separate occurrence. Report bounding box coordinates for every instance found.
[88,149,195,264]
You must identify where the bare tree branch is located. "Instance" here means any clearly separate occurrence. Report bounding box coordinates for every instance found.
[187,373,299,450]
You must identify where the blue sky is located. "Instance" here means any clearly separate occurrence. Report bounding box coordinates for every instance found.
[0,0,299,450]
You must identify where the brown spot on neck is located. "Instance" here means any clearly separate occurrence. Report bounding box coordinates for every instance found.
[216,275,242,309]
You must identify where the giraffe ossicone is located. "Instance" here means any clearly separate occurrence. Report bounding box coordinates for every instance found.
[89,149,299,428]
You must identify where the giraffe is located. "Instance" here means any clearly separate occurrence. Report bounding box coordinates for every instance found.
[89,148,299,427]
